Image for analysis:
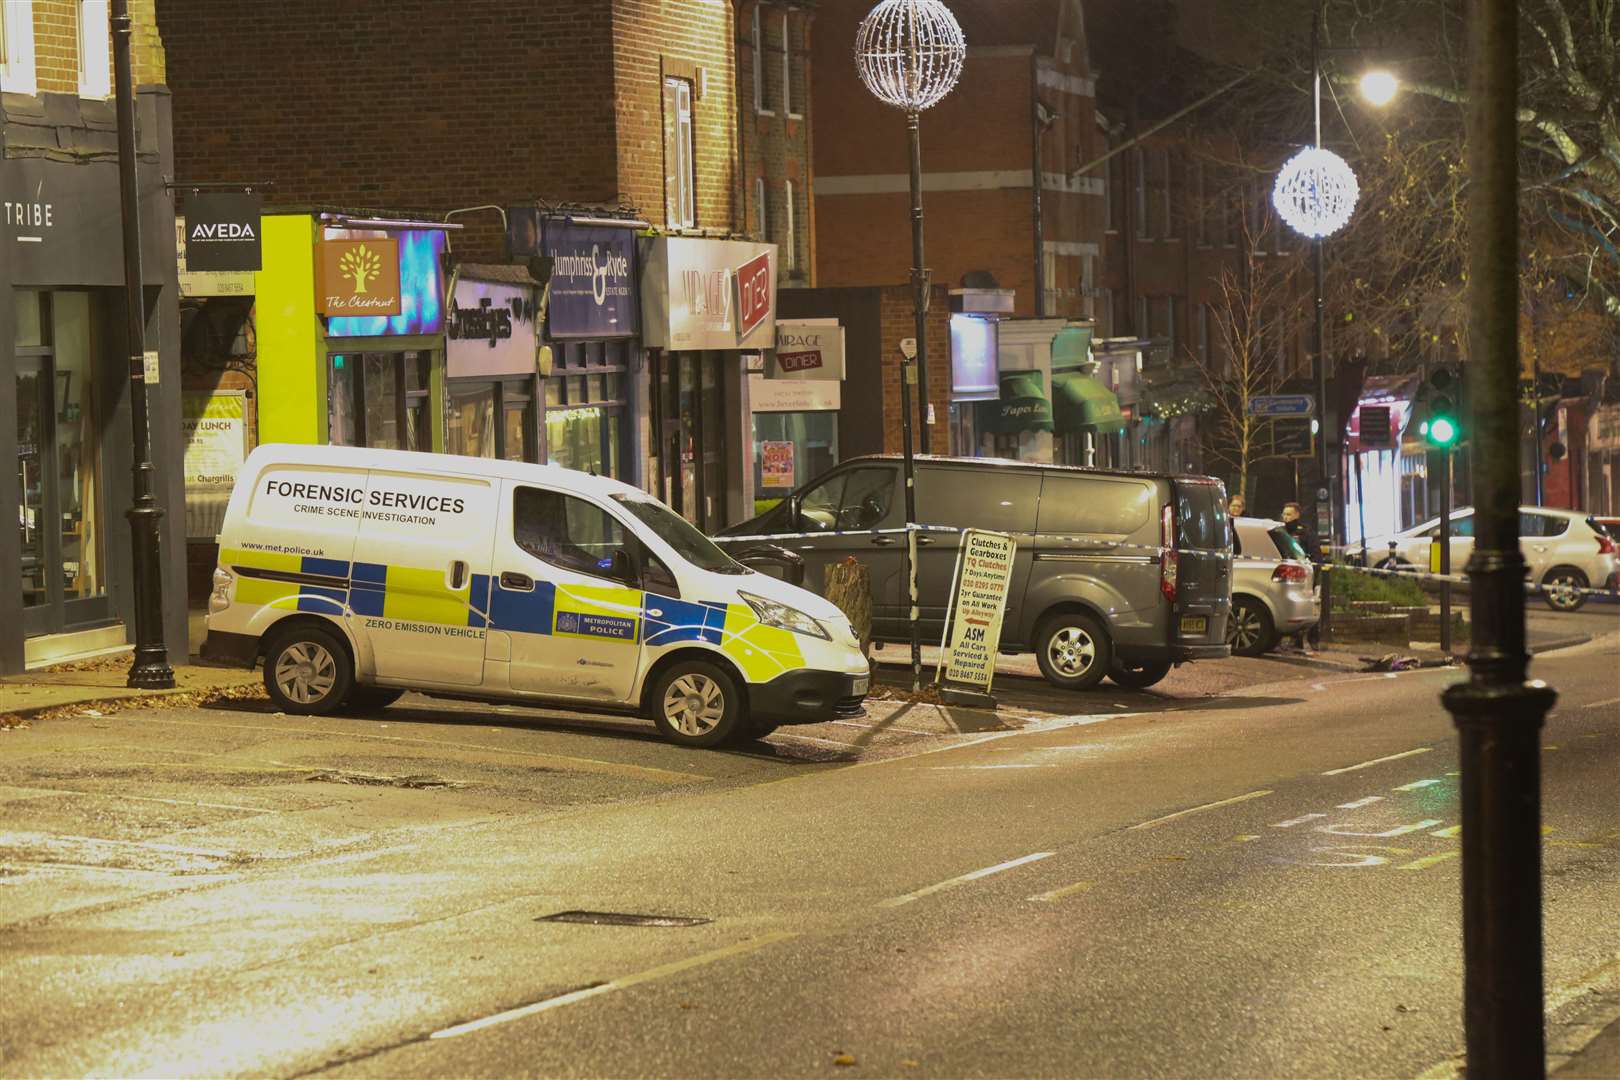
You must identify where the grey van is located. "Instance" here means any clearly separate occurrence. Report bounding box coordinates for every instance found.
[718,456,1232,690]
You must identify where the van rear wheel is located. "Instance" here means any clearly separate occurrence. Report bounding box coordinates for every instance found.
[1035,613,1113,691]
[650,661,745,748]
[264,624,353,715]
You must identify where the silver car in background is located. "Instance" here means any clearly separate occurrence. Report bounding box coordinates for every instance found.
[1228,517,1319,656]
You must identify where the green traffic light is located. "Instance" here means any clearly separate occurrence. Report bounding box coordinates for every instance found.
[1429,415,1458,446]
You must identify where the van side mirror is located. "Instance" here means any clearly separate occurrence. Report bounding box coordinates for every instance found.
[609,549,635,583]
[786,494,802,531]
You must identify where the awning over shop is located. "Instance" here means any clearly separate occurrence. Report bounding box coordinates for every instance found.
[977,370,1054,434]
[1052,369,1125,435]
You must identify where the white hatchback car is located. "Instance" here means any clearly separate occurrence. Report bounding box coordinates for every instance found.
[1228,517,1320,656]
[1352,506,1619,612]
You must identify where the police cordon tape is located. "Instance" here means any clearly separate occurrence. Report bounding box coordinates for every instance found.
[1330,559,1620,599]
[713,522,1236,557]
[715,524,1618,599]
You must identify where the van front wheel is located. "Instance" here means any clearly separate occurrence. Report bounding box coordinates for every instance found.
[650,661,745,748]
[264,625,354,715]
[1035,613,1113,691]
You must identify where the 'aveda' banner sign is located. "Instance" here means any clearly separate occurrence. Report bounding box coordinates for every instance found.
[316,238,401,317]
[184,192,262,271]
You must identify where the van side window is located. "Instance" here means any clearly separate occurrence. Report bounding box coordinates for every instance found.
[793,467,896,531]
[917,468,1041,532]
[1037,476,1153,536]
[643,553,679,597]
[514,486,628,578]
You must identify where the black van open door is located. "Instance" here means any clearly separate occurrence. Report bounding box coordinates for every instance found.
[1168,478,1232,655]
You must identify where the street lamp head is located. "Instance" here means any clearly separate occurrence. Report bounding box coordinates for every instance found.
[855,0,966,112]
[1358,69,1400,107]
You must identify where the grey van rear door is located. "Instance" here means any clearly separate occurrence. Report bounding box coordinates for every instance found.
[1170,479,1232,646]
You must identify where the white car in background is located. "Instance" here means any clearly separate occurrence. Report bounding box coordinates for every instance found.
[1228,517,1319,656]
[1351,506,1619,612]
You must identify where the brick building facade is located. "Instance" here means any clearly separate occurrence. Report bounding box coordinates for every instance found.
[156,0,741,258]
[737,0,816,287]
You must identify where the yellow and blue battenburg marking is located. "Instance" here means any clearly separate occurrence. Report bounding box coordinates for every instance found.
[222,550,808,681]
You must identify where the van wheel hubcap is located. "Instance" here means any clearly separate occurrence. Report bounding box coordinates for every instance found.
[1048,627,1096,677]
[275,643,337,704]
[663,674,725,736]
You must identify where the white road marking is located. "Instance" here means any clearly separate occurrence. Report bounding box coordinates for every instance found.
[1028,879,1095,903]
[1584,695,1620,709]
[1321,747,1432,776]
[928,764,1054,771]
[1338,796,1385,809]
[878,851,1055,908]
[1272,813,1328,828]
[1318,818,1445,838]
[430,932,798,1039]
[1127,790,1273,832]
[1394,778,1444,791]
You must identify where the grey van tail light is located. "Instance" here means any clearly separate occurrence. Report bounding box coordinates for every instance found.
[209,566,234,613]
[738,590,831,640]
[1159,504,1178,604]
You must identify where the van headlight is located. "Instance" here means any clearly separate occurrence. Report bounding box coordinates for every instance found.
[738,591,830,640]
[209,567,234,613]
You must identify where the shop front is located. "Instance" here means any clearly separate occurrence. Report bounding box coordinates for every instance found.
[444,267,543,462]
[2,149,188,673]
[1048,325,1125,466]
[641,236,778,532]
[751,319,844,513]
[535,216,642,482]
[1586,404,1620,515]
[253,213,452,452]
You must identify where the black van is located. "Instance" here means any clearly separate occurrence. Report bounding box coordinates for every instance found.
[718,456,1232,690]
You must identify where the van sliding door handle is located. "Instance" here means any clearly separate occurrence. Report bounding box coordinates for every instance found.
[448,560,469,590]
[915,535,934,547]
[870,536,896,547]
[500,571,534,592]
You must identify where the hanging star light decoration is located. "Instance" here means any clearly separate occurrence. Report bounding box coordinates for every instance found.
[1272,146,1360,239]
[854,0,966,112]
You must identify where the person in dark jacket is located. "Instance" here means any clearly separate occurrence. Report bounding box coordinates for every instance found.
[1280,502,1319,652]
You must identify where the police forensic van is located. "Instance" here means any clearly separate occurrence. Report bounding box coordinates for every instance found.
[203,445,870,748]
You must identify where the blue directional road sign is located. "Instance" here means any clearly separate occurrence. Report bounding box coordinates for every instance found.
[1248,394,1315,418]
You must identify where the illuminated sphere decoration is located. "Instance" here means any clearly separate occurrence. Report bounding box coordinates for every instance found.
[855,0,966,112]
[1272,146,1360,239]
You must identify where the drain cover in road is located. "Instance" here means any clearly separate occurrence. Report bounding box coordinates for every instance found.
[536,910,712,927]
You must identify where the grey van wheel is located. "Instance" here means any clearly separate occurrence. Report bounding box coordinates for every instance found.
[1035,613,1112,691]
[649,661,745,748]
[264,624,353,715]
[1541,567,1588,612]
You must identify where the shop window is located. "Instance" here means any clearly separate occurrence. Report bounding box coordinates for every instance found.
[513,486,628,579]
[77,2,110,99]
[663,76,696,229]
[446,382,496,458]
[755,177,767,240]
[330,351,432,451]
[1,1,37,95]
[545,340,630,478]
[752,410,837,503]
[1132,147,1147,239]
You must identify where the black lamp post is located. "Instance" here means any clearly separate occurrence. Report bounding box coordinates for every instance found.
[855,0,965,691]
[112,0,174,689]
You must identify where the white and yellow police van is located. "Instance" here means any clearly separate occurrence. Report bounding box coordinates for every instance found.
[203,444,870,748]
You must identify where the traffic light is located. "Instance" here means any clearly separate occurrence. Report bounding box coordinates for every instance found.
[1423,366,1460,448]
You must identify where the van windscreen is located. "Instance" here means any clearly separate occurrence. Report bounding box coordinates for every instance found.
[1174,483,1229,551]
[612,494,747,574]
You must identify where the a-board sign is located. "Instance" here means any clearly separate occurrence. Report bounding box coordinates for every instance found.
[939,530,1017,693]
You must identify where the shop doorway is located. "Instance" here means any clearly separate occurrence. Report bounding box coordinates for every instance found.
[15,291,112,638]
[653,350,728,533]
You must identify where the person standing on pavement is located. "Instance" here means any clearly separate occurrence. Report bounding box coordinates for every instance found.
[1280,502,1318,652]
[1228,493,1246,519]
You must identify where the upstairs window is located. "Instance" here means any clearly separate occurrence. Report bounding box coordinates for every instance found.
[662,76,696,229]
[751,5,764,113]
[1,1,37,95]
[77,1,110,99]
